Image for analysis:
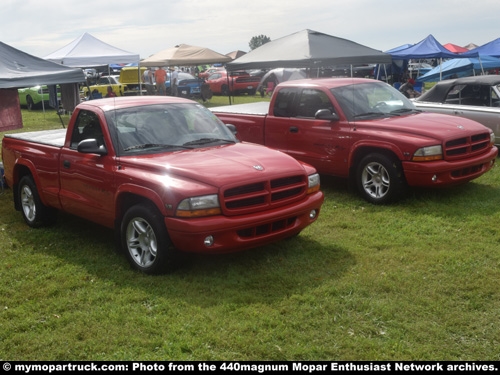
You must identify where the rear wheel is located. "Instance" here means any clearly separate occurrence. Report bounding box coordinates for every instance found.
[18,175,57,227]
[356,153,405,204]
[26,96,35,110]
[120,204,178,274]
[221,84,229,96]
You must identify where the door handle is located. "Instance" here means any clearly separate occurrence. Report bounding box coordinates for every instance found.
[289,126,299,133]
[63,160,71,169]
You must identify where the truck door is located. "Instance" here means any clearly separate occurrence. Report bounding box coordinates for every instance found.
[266,88,350,176]
[59,110,116,228]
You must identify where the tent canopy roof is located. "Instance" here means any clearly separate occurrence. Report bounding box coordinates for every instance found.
[443,43,469,53]
[417,55,500,82]
[141,44,232,67]
[44,32,139,67]
[226,29,392,71]
[388,34,475,59]
[0,41,85,89]
[468,37,500,57]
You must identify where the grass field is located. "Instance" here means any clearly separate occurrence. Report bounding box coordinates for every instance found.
[0,97,499,361]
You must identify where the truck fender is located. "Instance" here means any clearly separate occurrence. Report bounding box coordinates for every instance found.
[348,141,405,174]
[12,157,51,209]
[114,183,169,222]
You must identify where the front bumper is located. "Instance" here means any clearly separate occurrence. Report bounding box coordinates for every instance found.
[402,147,498,187]
[165,191,324,253]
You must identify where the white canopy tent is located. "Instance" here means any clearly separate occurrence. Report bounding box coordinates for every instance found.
[44,32,140,67]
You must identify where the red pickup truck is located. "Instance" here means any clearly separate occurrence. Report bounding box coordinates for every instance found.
[211,78,498,204]
[1,96,324,274]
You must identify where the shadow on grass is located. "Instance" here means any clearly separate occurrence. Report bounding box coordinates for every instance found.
[1,185,354,307]
[319,173,500,218]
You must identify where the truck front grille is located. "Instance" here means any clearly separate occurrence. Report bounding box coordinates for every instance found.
[222,175,306,215]
[444,132,491,160]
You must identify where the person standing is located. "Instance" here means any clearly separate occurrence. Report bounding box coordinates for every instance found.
[154,67,167,95]
[170,67,179,96]
[143,67,156,95]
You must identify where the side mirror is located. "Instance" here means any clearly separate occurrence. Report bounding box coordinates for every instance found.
[315,109,339,121]
[225,124,238,135]
[77,139,107,155]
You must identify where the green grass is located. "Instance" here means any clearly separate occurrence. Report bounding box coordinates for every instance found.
[0,99,499,361]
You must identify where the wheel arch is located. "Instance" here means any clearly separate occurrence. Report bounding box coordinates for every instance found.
[12,163,41,211]
[348,144,405,182]
[113,187,166,231]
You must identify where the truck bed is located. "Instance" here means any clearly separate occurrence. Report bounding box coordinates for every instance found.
[4,129,67,148]
[211,101,269,116]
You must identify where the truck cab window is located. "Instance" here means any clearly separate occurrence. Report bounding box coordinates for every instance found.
[273,88,298,117]
[71,110,105,148]
[297,89,334,118]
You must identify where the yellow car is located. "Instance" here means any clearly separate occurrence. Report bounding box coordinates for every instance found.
[82,67,147,98]
[83,75,123,98]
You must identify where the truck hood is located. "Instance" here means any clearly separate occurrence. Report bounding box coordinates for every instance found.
[361,111,491,141]
[121,142,308,188]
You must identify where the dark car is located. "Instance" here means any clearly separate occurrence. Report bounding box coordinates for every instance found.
[413,75,500,145]
[165,72,206,99]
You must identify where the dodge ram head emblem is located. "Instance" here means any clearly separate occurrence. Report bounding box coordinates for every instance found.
[253,165,264,171]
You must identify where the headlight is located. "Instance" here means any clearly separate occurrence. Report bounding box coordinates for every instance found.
[412,145,443,161]
[176,194,221,217]
[490,132,495,146]
[307,173,321,194]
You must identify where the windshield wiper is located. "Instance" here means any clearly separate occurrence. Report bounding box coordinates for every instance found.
[353,112,386,119]
[124,143,193,151]
[390,108,421,115]
[182,138,236,146]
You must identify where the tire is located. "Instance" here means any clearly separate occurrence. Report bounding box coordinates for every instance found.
[26,95,35,110]
[18,175,57,227]
[221,84,229,96]
[120,204,177,274]
[356,153,405,204]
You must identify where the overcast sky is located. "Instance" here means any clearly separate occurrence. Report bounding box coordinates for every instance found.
[2,0,499,61]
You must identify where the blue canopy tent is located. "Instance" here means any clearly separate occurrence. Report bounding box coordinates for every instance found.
[386,35,478,81]
[416,55,500,82]
[375,44,413,82]
[467,37,500,57]
[388,35,465,60]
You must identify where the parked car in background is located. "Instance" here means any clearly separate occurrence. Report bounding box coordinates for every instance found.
[82,75,123,98]
[82,67,146,99]
[413,75,500,145]
[198,67,225,79]
[165,72,205,98]
[18,85,60,110]
[206,70,260,95]
[120,66,147,96]
[408,62,433,78]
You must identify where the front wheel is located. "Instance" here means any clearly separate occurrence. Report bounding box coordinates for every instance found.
[356,153,405,204]
[18,175,57,227]
[120,204,178,274]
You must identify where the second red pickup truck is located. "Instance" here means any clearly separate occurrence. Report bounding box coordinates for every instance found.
[211,78,498,204]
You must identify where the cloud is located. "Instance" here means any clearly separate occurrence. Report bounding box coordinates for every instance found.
[3,0,499,60]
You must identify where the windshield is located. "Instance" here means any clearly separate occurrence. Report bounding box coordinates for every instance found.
[331,81,418,121]
[105,103,237,156]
